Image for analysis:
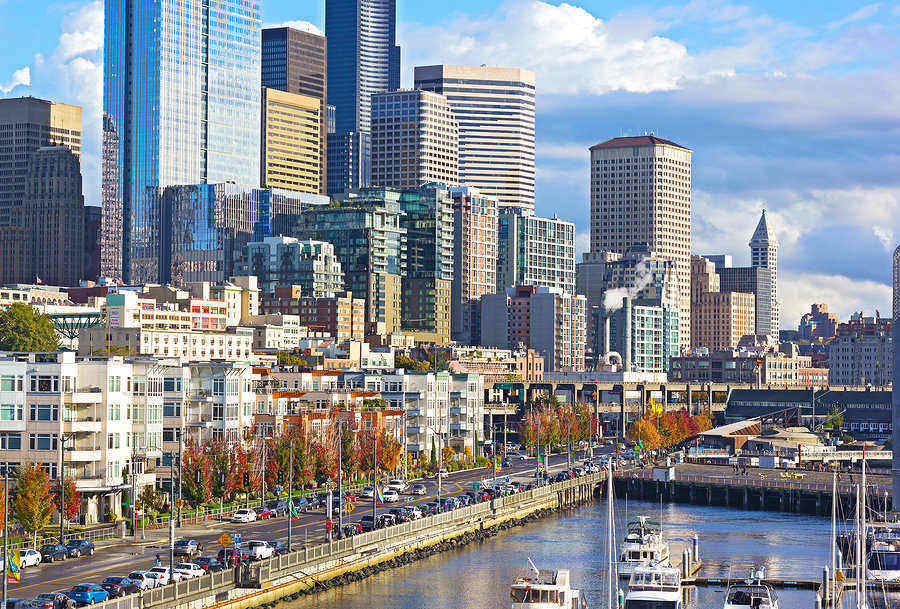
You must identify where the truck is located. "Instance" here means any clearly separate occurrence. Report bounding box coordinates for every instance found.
[245,540,275,561]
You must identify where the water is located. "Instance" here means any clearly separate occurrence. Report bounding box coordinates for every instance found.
[282,499,894,609]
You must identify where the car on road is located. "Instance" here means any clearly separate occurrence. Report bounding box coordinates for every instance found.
[291,496,308,512]
[254,506,275,519]
[217,548,241,567]
[360,486,375,499]
[100,576,141,598]
[127,571,158,590]
[266,500,288,516]
[5,599,29,609]
[65,539,95,558]
[149,566,184,585]
[230,508,257,523]
[30,593,70,609]
[386,478,407,492]
[403,505,423,519]
[269,541,291,555]
[422,501,440,515]
[437,469,449,478]
[360,515,379,531]
[174,562,206,578]
[173,539,200,557]
[381,489,400,503]
[67,584,108,606]
[306,495,321,509]
[39,544,68,563]
[144,572,168,588]
[246,540,275,560]
[193,556,224,572]
[409,483,427,495]
[19,548,41,568]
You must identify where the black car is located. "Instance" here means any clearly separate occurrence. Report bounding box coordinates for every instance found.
[360,515,380,532]
[4,598,28,609]
[39,544,67,562]
[269,541,291,555]
[101,576,141,598]
[65,539,95,558]
[193,556,224,572]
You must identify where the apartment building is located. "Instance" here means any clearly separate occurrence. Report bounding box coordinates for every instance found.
[497,209,576,295]
[261,287,366,341]
[237,236,344,298]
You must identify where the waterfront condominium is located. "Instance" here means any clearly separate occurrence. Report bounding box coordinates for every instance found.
[261,26,328,194]
[414,65,536,211]
[371,90,459,189]
[102,0,262,284]
[260,87,323,194]
[589,135,693,348]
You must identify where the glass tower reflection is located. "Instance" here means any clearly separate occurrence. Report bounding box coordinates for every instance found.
[102,0,262,283]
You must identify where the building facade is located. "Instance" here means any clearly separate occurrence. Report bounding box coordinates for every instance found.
[261,26,327,194]
[237,236,344,298]
[497,209,576,295]
[589,135,692,348]
[0,97,82,285]
[260,287,366,341]
[414,65,535,211]
[799,303,839,341]
[715,263,773,341]
[690,255,756,350]
[604,297,679,374]
[450,187,499,344]
[672,348,829,388]
[260,88,323,194]
[102,0,262,283]
[371,90,458,189]
[749,210,779,338]
[829,314,893,386]
[326,131,371,196]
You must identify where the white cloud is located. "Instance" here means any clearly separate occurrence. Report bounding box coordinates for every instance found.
[266,20,323,36]
[779,270,890,328]
[827,3,882,30]
[873,226,895,252]
[575,231,589,258]
[0,66,30,93]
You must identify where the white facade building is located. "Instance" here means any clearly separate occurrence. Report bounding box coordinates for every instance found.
[497,209,576,295]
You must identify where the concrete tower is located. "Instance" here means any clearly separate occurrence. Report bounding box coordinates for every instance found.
[750,209,779,337]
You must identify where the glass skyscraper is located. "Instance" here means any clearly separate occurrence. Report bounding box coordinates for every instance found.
[102,0,262,283]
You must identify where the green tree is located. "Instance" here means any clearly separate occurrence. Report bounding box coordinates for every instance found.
[0,303,59,352]
[823,407,844,432]
[14,464,54,545]
[396,355,430,371]
[276,351,311,370]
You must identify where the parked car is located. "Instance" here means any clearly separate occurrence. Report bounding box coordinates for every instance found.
[39,544,67,563]
[173,562,206,578]
[360,515,379,532]
[100,576,141,598]
[127,571,158,590]
[5,599,29,609]
[192,556,224,572]
[254,506,275,519]
[246,540,275,561]
[217,548,241,567]
[267,500,288,516]
[360,486,375,499]
[29,593,69,609]
[386,478,407,492]
[292,496,308,512]
[410,483,427,496]
[381,489,400,503]
[230,508,257,523]
[144,572,167,588]
[173,539,200,557]
[67,584,108,606]
[65,539,95,558]
[19,548,41,568]
[149,566,184,585]
[306,495,321,509]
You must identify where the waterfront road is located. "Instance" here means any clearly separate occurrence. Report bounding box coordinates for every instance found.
[10,449,607,600]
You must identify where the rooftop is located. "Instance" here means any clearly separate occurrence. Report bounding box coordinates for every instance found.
[590,135,689,151]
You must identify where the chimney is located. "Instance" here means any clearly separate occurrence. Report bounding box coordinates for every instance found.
[624,297,632,373]
[604,315,611,356]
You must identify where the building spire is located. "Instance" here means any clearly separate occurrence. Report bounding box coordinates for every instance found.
[750,209,777,248]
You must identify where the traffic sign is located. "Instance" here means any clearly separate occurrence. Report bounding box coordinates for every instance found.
[218,533,232,547]
[233,533,241,545]
[345,502,355,513]
[6,549,19,584]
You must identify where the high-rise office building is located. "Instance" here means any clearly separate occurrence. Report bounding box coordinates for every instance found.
[261,27,327,194]
[894,246,900,320]
[414,65,536,211]
[83,205,102,282]
[399,185,455,344]
[326,0,400,135]
[0,97,82,284]
[237,236,344,298]
[450,187,499,344]
[589,135,692,348]
[103,0,262,284]
[690,255,755,350]
[371,90,458,189]
[260,88,323,194]
[24,146,85,286]
[750,209,779,336]
[497,209,575,294]
[327,131,371,195]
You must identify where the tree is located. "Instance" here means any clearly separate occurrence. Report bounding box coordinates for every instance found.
[627,418,662,450]
[14,464,54,545]
[823,407,844,432]
[181,439,212,503]
[276,351,311,370]
[378,430,402,472]
[52,478,80,522]
[139,485,163,515]
[441,445,455,464]
[0,303,59,352]
[395,355,430,371]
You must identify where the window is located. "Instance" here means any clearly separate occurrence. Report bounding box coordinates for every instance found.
[162,428,182,443]
[30,375,58,393]
[212,405,224,421]
[108,377,121,392]
[108,404,121,421]
[40,462,58,480]
[29,403,58,422]
[163,378,182,392]
[0,376,22,392]
[212,379,225,396]
[163,401,181,417]
[0,403,23,421]
[107,433,120,449]
[0,433,21,450]
[29,433,58,451]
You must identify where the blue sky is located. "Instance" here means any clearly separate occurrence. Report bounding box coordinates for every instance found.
[2,0,899,327]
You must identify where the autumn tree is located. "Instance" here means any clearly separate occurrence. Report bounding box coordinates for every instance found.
[14,464,53,545]
[52,478,80,522]
[627,418,662,450]
[395,355,430,371]
[378,430,402,473]
[181,439,213,503]
[0,303,59,352]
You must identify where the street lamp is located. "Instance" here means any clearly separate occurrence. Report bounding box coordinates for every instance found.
[424,425,443,505]
[59,433,74,543]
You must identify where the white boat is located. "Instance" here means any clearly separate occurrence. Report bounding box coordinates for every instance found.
[618,517,670,577]
[624,565,683,609]
[723,568,779,609]
[510,559,588,609]
[867,548,900,582]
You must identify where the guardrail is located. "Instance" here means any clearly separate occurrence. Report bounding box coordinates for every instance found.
[626,469,890,494]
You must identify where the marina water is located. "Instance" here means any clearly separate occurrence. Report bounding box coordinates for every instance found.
[284,499,887,609]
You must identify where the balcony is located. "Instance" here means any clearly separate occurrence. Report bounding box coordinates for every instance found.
[67,449,103,462]
[449,407,461,416]
[63,419,102,433]
[406,408,421,418]
[406,426,421,436]
[64,390,103,404]
[0,419,25,432]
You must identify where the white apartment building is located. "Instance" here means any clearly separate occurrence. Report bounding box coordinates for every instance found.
[829,324,893,386]
[415,65,536,211]
[497,209,576,295]
[590,135,693,348]
[371,89,459,188]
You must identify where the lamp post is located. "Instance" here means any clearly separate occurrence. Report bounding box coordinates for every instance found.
[2,465,9,609]
[287,440,294,551]
[59,433,73,543]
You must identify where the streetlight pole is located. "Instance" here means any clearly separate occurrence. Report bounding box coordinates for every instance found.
[3,466,9,609]
[337,423,343,535]
[177,435,183,528]
[59,434,70,543]
[168,457,175,576]
[287,440,293,552]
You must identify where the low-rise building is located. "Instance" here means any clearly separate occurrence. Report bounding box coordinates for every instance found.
[670,346,829,387]
[261,287,366,341]
[448,347,544,382]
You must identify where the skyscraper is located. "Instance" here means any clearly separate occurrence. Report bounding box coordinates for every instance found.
[750,209,779,336]
[414,65,536,211]
[0,97,82,284]
[326,0,400,135]
[371,90,458,189]
[260,88,323,194]
[103,0,262,284]
[497,209,575,294]
[261,26,328,194]
[894,246,900,320]
[589,135,692,348]
[326,131,371,195]
[690,255,755,350]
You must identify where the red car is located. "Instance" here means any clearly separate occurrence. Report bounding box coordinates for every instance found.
[217,548,241,567]
[254,506,275,519]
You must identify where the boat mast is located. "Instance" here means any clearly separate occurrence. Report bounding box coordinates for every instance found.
[831,472,837,577]
[861,458,867,609]
[607,461,615,608]
[855,483,863,609]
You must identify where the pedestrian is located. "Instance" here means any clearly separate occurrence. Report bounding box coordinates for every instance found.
[155,553,161,567]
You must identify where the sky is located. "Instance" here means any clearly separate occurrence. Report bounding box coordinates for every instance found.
[1,0,899,328]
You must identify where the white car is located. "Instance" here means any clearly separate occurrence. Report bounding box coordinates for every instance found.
[246,540,275,560]
[19,548,41,568]
[386,479,407,492]
[173,562,205,578]
[128,571,158,590]
[145,571,168,587]
[149,566,185,584]
[437,469,449,478]
[231,508,257,523]
[360,486,375,498]
[381,489,400,503]
[410,483,427,495]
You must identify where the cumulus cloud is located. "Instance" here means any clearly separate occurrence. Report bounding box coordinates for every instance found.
[0,66,30,93]
[265,20,323,36]
[779,271,890,328]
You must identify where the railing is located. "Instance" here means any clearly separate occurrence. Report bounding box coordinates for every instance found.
[625,469,890,494]
[4,522,120,551]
